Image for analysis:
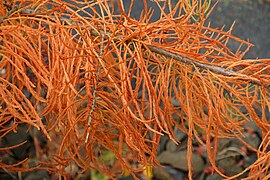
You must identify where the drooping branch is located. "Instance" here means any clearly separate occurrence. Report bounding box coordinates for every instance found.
[146,45,266,87]
[4,5,267,89]
[1,1,269,179]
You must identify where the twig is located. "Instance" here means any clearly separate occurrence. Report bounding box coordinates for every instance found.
[2,4,267,89]
[15,7,263,84]
[146,45,266,87]
[85,33,105,143]
[1,167,17,179]
[0,5,18,24]
[148,45,240,76]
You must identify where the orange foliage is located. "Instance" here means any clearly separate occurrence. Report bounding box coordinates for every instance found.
[0,0,269,179]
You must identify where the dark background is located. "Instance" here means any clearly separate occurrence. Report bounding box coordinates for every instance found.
[207,0,270,59]
[122,0,270,59]
[64,0,270,58]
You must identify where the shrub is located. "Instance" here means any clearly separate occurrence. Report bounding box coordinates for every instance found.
[0,0,269,179]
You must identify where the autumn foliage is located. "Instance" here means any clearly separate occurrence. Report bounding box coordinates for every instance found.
[0,0,270,179]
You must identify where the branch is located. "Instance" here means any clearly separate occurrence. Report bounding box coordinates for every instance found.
[85,32,105,143]
[7,5,267,88]
[0,5,18,24]
[146,45,266,87]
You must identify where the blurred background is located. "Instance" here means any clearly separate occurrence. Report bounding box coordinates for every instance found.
[125,0,270,59]
[207,0,270,59]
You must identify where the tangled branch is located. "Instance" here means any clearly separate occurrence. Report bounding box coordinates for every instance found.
[0,0,269,179]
